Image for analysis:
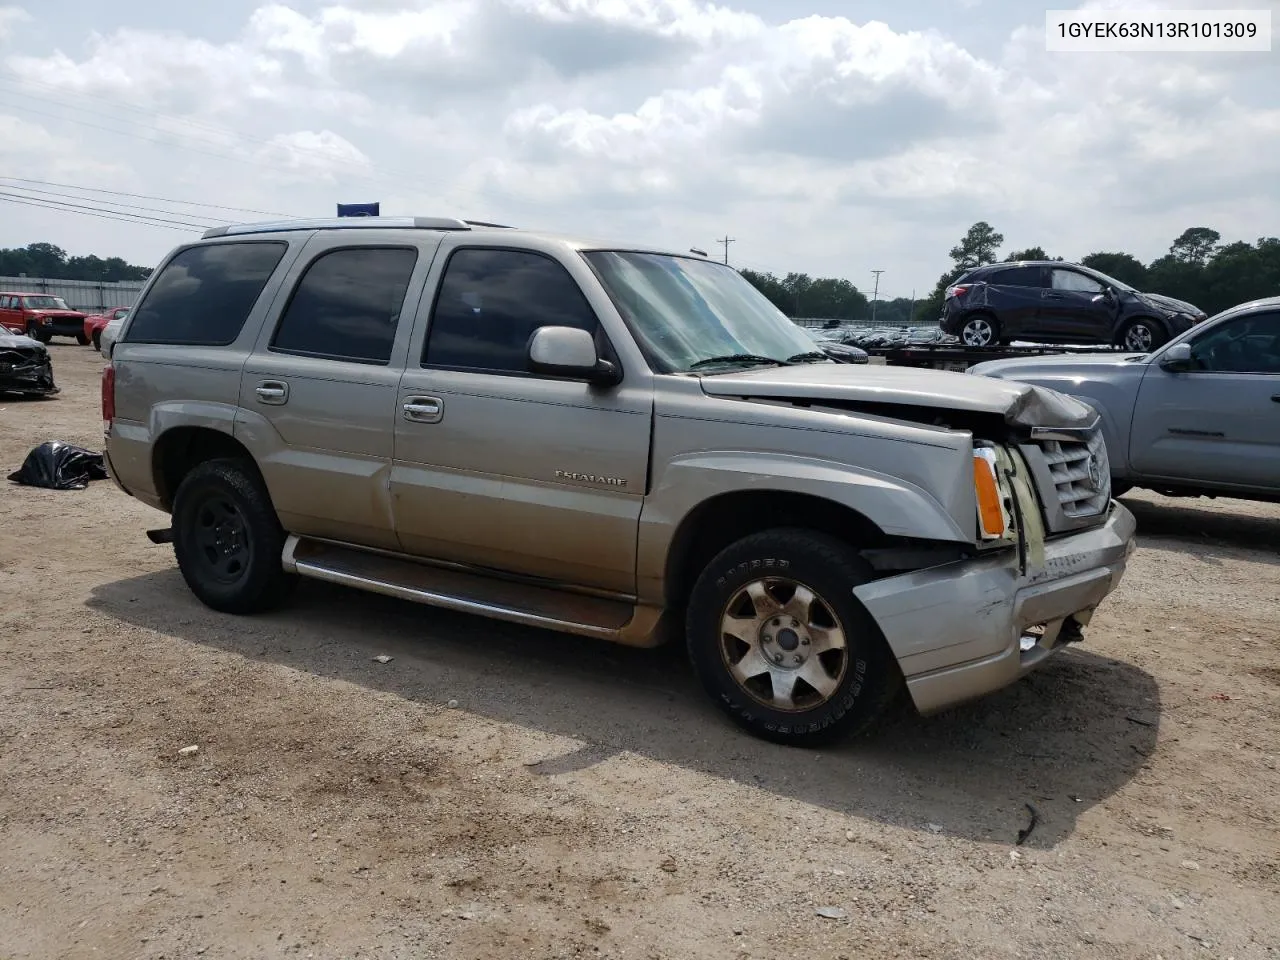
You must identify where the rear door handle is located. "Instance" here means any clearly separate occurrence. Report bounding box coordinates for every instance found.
[255,380,288,405]
[403,396,443,423]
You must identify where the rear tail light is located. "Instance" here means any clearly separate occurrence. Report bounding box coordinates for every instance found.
[945,285,970,299]
[101,362,115,431]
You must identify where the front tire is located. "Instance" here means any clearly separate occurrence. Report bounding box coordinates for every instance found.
[76,331,90,345]
[685,528,902,746]
[92,330,102,351]
[171,458,292,614]
[1116,318,1166,352]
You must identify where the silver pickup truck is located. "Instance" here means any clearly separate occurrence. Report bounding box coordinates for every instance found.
[969,296,1280,503]
[100,216,1136,745]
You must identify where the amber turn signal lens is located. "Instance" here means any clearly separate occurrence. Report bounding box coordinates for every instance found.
[973,454,1006,539]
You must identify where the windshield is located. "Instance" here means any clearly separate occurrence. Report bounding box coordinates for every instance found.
[582,251,822,373]
[22,296,70,310]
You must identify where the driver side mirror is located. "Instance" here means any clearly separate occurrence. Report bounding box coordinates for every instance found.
[1158,341,1193,372]
[527,326,621,386]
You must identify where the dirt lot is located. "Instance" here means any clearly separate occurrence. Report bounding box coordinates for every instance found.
[2,343,1278,960]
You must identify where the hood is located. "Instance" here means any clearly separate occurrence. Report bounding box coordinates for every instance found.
[1138,291,1203,317]
[0,328,46,350]
[27,309,86,318]
[697,362,1097,429]
[967,351,1147,378]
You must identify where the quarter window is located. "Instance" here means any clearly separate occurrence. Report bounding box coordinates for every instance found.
[423,248,598,373]
[1050,269,1104,294]
[125,241,288,345]
[1187,312,1280,374]
[272,247,418,364]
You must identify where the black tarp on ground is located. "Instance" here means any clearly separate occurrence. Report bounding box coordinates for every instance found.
[8,441,108,490]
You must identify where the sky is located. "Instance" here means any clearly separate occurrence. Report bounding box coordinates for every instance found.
[0,0,1276,300]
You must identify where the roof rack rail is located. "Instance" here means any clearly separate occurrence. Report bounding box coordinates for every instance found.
[200,216,508,240]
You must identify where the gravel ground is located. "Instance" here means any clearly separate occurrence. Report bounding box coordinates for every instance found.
[2,343,1278,960]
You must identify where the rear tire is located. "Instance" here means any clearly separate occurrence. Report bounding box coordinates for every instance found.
[171,458,293,614]
[960,313,1000,347]
[684,528,902,747]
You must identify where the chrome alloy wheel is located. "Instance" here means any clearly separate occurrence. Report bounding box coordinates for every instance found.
[1123,322,1155,352]
[961,317,995,346]
[718,578,848,712]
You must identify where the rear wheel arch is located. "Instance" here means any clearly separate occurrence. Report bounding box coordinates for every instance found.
[152,426,263,512]
[959,310,1001,346]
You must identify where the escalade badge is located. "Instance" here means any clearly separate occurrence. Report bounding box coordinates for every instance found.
[555,469,627,487]
[1088,458,1101,488]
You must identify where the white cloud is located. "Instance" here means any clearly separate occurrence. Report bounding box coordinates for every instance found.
[0,6,28,41]
[0,0,1276,295]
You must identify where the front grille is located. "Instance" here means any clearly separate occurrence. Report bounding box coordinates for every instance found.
[1037,429,1110,517]
[1018,425,1111,534]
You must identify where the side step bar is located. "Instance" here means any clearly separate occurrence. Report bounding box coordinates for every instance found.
[281,536,667,647]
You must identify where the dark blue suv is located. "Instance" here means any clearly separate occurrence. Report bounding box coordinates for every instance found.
[939,260,1206,351]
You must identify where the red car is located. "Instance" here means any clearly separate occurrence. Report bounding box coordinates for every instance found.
[83,306,131,350]
[0,291,89,344]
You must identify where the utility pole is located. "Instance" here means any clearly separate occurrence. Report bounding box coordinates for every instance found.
[870,269,884,324]
[716,235,735,265]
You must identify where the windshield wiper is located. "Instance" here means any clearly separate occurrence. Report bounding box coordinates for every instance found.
[785,351,833,363]
[688,353,791,370]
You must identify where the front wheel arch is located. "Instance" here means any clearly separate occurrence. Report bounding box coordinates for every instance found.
[1114,316,1169,351]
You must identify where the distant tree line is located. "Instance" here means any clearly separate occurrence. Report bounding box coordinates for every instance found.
[739,223,1279,327]
[0,242,152,282]
[737,268,916,326]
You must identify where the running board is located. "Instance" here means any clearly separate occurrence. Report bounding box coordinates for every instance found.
[281,536,666,647]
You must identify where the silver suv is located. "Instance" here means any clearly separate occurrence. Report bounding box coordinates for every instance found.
[100,216,1136,745]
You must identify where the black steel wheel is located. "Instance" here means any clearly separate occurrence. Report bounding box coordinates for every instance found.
[171,458,292,614]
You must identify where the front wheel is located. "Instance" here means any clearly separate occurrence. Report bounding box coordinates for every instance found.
[92,330,102,351]
[27,323,50,344]
[76,331,90,345]
[1116,318,1166,352]
[171,458,293,614]
[685,528,902,746]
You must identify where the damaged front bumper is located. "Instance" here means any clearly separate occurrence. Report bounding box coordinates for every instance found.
[0,350,59,397]
[853,499,1137,715]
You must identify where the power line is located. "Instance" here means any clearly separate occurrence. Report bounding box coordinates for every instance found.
[0,175,295,217]
[716,235,735,265]
[0,193,208,232]
[0,183,238,224]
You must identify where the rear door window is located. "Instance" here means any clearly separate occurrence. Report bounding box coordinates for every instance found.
[270,247,419,364]
[989,266,1043,287]
[125,241,289,345]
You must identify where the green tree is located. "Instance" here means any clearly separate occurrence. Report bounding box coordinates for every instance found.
[915,221,1005,322]
[1081,251,1148,288]
[1169,227,1221,267]
[1005,246,1050,261]
[0,242,151,281]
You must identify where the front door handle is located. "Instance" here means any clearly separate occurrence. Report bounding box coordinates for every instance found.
[1272,395,1280,403]
[255,380,289,405]
[403,396,443,423]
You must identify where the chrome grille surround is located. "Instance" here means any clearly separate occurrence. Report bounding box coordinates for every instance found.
[1017,419,1113,535]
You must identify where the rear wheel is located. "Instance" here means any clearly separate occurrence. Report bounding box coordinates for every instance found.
[960,313,1000,347]
[171,458,293,614]
[1116,318,1166,352]
[685,528,902,746]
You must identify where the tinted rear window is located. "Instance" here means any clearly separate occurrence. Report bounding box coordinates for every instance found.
[988,266,1043,287]
[125,241,288,345]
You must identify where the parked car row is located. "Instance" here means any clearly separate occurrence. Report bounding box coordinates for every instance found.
[0,292,130,347]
